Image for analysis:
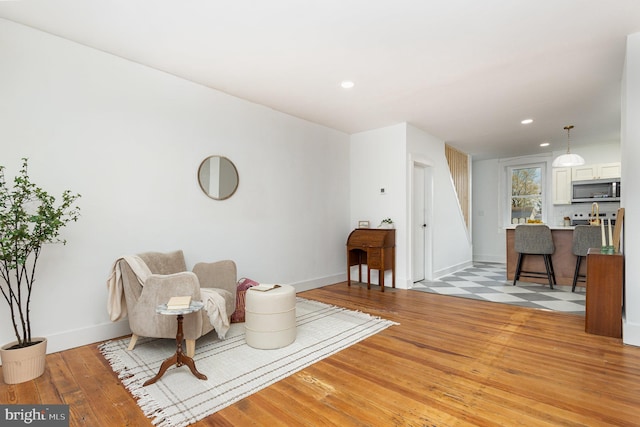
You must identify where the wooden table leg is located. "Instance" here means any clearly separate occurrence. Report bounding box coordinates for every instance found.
[347,249,351,287]
[143,354,178,386]
[143,314,207,386]
[392,251,396,288]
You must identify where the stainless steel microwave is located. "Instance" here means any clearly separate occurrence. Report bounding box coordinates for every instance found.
[571,178,621,203]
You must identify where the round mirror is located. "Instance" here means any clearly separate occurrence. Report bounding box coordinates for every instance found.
[197,156,239,200]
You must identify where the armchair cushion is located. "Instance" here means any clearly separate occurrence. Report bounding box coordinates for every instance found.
[130,271,205,340]
[193,260,237,316]
[139,250,187,275]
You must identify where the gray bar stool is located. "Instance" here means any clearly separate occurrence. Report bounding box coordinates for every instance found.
[571,225,602,292]
[513,224,556,289]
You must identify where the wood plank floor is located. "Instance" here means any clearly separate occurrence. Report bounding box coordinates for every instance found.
[2,281,640,426]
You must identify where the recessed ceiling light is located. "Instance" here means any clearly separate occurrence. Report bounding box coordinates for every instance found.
[540,142,550,147]
[341,80,355,89]
[521,119,533,124]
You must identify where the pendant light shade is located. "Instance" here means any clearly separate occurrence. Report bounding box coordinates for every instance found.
[552,153,586,167]
[552,125,585,167]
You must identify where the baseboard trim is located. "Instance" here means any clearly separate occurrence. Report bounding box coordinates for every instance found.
[45,319,131,355]
[473,254,506,263]
[434,260,474,279]
[623,316,640,347]
[291,273,346,292]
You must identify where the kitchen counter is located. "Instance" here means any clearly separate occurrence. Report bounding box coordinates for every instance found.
[506,227,584,287]
[505,225,575,230]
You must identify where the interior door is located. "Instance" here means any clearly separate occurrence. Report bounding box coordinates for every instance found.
[412,164,427,282]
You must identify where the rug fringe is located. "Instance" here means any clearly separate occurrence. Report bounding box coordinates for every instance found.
[99,341,176,426]
[124,378,176,427]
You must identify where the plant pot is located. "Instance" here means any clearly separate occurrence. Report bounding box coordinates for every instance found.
[0,337,47,384]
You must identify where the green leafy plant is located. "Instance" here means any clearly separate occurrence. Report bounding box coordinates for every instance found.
[381,218,393,224]
[0,158,81,348]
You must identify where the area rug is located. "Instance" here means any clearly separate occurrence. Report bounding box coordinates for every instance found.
[99,297,398,427]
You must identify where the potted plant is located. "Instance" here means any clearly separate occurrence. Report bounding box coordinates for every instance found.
[379,218,394,229]
[0,158,80,384]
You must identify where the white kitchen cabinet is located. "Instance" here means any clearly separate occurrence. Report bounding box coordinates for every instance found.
[572,162,621,181]
[553,167,572,204]
[599,163,622,179]
[572,165,597,181]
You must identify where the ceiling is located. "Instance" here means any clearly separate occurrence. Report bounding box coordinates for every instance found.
[2,1,640,160]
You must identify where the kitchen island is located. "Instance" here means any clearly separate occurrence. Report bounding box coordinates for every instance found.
[506,226,586,288]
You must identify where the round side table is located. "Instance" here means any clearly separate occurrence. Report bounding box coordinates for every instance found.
[143,300,207,386]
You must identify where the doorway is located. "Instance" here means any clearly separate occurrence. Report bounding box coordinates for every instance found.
[412,162,433,282]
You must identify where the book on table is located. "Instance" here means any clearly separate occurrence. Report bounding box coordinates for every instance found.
[250,284,281,292]
[167,295,192,309]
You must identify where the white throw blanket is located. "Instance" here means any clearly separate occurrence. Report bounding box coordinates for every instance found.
[200,288,230,339]
[106,256,152,322]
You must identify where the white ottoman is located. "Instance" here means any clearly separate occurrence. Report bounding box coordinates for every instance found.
[244,284,296,349]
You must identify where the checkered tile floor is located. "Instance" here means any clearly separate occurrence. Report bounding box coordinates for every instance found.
[412,262,585,315]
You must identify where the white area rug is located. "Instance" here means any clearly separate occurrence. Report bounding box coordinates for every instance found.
[99,298,398,427]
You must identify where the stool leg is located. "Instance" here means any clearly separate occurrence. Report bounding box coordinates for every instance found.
[572,256,582,292]
[548,255,557,286]
[543,255,554,289]
[513,253,524,286]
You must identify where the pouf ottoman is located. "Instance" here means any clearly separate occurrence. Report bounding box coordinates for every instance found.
[244,284,296,349]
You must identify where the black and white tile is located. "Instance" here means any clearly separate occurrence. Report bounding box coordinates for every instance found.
[412,262,585,315]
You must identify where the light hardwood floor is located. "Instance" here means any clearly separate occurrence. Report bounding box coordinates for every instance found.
[2,282,640,426]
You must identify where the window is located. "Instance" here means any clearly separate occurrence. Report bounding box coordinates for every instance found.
[508,164,545,224]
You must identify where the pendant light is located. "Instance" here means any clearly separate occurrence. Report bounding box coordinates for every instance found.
[552,125,585,167]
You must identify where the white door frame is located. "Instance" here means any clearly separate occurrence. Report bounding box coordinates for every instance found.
[410,159,434,283]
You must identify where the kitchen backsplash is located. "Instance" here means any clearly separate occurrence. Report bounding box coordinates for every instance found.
[552,201,620,226]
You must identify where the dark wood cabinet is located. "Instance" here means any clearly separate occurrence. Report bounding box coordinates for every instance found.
[346,228,395,291]
[585,249,624,338]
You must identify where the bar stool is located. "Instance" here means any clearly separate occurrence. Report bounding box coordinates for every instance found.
[513,224,556,289]
[571,225,602,292]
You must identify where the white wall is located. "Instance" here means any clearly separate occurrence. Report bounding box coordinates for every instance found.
[350,124,408,286]
[622,32,640,346]
[0,19,350,353]
[472,158,504,262]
